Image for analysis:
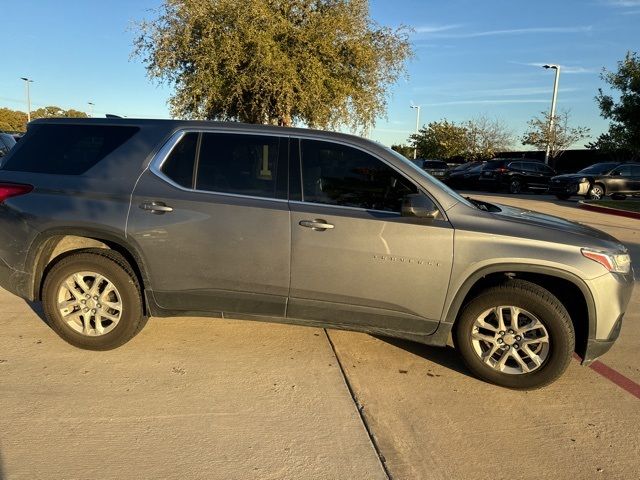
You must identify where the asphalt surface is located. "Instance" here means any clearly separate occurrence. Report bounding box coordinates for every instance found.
[1,193,638,479]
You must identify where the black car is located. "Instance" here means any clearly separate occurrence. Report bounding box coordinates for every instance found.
[478,159,556,193]
[444,161,483,189]
[412,159,448,179]
[0,133,17,159]
[549,162,640,200]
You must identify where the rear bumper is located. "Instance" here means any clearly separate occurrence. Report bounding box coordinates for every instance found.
[0,258,32,299]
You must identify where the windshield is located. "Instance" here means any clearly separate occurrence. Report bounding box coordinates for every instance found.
[578,163,618,175]
[385,147,475,209]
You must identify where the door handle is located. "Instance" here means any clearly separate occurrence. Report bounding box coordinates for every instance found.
[299,219,334,231]
[139,201,173,214]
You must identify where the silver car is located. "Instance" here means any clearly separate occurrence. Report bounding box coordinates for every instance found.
[0,119,633,389]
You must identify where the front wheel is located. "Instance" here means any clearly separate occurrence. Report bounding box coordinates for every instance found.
[454,280,575,389]
[42,249,146,350]
[587,184,605,200]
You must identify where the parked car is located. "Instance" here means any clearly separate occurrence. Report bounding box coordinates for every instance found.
[0,119,633,389]
[443,161,484,189]
[549,162,640,200]
[478,159,556,193]
[421,159,449,179]
[0,132,16,159]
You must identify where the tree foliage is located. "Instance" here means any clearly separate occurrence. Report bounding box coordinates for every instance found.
[590,51,640,159]
[521,110,590,159]
[133,0,412,131]
[0,106,88,133]
[390,144,414,158]
[463,115,513,161]
[0,108,28,132]
[409,116,512,160]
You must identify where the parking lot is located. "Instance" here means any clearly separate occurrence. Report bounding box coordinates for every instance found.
[1,193,638,480]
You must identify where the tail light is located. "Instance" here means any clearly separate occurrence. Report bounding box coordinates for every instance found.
[0,183,33,203]
[496,167,508,173]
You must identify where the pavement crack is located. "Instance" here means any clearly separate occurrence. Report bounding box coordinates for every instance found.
[323,329,392,480]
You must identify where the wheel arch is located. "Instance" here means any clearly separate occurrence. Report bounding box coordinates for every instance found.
[28,228,151,310]
[444,264,596,357]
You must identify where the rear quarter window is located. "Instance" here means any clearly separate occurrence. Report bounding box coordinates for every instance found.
[1,124,139,174]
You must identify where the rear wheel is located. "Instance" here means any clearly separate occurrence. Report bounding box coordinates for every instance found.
[508,178,523,194]
[42,249,146,350]
[454,280,574,389]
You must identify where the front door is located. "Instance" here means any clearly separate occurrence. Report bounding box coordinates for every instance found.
[127,131,291,317]
[287,138,454,336]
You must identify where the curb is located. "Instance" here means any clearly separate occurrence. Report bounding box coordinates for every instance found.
[578,201,640,220]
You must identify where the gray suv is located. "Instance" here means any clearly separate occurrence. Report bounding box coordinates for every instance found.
[0,119,633,389]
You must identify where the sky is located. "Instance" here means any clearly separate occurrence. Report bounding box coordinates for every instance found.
[1,0,638,148]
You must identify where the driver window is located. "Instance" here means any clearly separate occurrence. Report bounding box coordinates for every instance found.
[300,139,417,212]
[612,165,632,177]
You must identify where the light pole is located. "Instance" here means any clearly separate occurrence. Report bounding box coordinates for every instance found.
[543,64,560,165]
[88,102,95,118]
[410,104,421,159]
[20,77,34,123]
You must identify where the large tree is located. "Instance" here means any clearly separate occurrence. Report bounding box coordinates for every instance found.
[133,0,412,131]
[521,110,590,160]
[410,120,468,160]
[590,51,640,159]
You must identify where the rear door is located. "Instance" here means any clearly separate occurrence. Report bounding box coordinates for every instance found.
[607,164,633,193]
[287,138,454,336]
[127,130,291,317]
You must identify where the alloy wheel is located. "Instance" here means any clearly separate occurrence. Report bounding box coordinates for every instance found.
[471,306,550,374]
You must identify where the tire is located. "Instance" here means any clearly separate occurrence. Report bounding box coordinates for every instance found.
[508,178,523,194]
[555,194,571,200]
[454,280,575,389]
[587,184,605,200]
[42,249,147,350]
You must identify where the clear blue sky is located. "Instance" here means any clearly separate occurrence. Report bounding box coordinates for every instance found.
[1,0,638,147]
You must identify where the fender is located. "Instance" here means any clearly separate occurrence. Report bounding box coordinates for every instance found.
[26,226,152,301]
[441,263,597,341]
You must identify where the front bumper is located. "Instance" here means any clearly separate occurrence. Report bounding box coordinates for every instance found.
[582,314,624,366]
[549,180,590,196]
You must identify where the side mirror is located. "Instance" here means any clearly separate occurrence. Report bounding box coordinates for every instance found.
[402,194,440,219]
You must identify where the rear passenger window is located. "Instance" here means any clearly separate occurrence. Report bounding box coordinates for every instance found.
[161,133,198,188]
[1,124,138,174]
[196,133,282,199]
[300,139,417,212]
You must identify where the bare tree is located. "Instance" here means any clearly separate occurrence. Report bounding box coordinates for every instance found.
[522,110,590,160]
[464,115,514,160]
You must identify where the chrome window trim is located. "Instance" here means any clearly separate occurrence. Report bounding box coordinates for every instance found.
[149,129,288,204]
[148,127,446,217]
[288,200,401,216]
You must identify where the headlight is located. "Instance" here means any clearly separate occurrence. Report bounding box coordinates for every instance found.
[582,248,631,274]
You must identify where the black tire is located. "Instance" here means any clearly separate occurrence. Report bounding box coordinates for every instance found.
[555,194,571,200]
[454,280,575,389]
[587,183,605,200]
[508,177,523,194]
[42,249,146,350]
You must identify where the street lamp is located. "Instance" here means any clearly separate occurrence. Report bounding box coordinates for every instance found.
[20,77,34,123]
[542,64,560,165]
[88,102,95,118]
[410,103,421,159]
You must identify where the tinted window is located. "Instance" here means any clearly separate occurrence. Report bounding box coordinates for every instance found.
[521,162,538,172]
[484,159,508,170]
[161,133,198,188]
[508,162,523,170]
[1,124,138,174]
[578,163,618,175]
[611,165,633,177]
[632,165,640,177]
[196,133,282,199]
[300,139,417,212]
[536,163,554,174]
